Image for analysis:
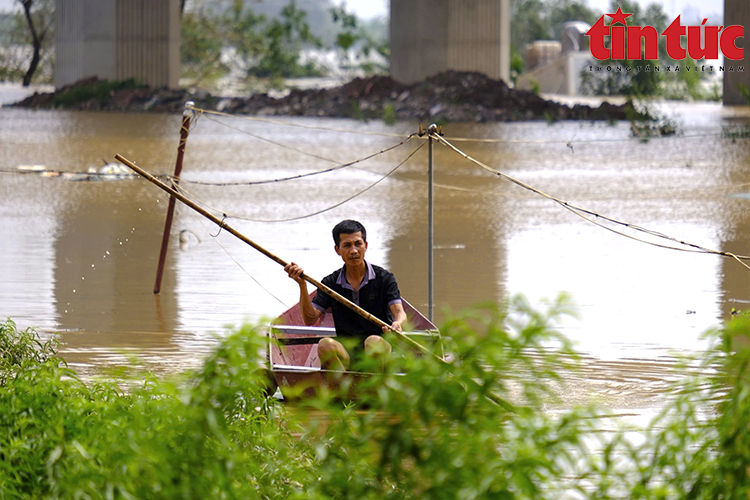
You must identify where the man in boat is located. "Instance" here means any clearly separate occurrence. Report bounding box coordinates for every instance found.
[284,219,407,370]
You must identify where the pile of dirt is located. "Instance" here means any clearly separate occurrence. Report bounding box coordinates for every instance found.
[10,72,642,122]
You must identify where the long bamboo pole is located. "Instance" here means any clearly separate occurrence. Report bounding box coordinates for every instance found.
[115,154,442,361]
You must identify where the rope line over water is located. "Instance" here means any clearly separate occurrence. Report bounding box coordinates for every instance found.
[175,134,417,187]
[172,141,425,223]
[199,113,343,165]
[187,105,409,139]
[444,131,730,145]
[187,209,289,309]
[432,133,750,271]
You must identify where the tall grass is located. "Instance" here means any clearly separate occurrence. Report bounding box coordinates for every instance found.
[1,295,749,499]
[0,319,58,387]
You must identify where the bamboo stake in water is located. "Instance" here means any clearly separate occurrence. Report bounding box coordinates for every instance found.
[153,101,194,294]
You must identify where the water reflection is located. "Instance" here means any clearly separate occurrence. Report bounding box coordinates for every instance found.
[506,223,720,358]
[2,99,750,411]
[0,206,57,329]
[52,180,178,337]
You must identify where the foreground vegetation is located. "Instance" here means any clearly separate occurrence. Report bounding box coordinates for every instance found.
[1,295,750,499]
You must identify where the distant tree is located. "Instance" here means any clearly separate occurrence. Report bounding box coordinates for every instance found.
[17,0,53,86]
[511,0,599,51]
[224,0,266,76]
[180,0,389,88]
[248,0,341,47]
[330,5,358,53]
[180,0,323,88]
[329,4,388,76]
[181,7,232,86]
[0,0,54,85]
[250,0,322,79]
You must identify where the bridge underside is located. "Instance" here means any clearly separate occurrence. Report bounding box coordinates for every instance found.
[55,0,179,90]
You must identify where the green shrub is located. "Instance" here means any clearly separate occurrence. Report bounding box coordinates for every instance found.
[0,323,308,499]
[0,318,59,386]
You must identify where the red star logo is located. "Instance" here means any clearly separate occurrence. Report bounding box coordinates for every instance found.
[607,6,632,26]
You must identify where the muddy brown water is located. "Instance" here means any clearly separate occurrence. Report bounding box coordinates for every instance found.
[3,93,750,419]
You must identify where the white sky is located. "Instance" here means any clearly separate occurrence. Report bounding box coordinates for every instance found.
[344,0,720,20]
[339,0,390,20]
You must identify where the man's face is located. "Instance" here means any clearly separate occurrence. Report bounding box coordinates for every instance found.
[335,231,368,267]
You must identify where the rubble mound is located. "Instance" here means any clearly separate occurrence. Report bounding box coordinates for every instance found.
[10,71,641,122]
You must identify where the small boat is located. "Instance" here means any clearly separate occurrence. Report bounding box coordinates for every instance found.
[267,292,439,400]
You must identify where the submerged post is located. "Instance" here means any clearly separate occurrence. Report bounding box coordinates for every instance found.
[153,101,194,294]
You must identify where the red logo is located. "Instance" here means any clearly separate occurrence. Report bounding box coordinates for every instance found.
[586,6,744,61]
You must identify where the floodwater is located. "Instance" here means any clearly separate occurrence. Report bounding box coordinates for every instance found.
[3,87,750,417]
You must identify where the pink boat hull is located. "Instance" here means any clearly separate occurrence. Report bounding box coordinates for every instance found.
[268,292,437,400]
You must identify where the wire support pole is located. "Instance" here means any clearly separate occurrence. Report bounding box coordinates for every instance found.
[428,134,434,322]
[154,101,194,294]
[419,123,442,321]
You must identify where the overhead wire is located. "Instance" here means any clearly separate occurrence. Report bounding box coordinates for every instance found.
[171,140,425,223]
[156,110,750,300]
[176,134,417,187]
[443,131,727,144]
[198,113,342,165]
[186,208,289,309]
[166,104,426,223]
[431,133,750,272]
[239,141,426,223]
[187,105,410,139]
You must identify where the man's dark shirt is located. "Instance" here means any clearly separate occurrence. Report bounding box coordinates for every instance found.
[312,261,401,342]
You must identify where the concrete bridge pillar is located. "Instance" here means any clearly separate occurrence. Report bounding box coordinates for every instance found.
[723,0,750,105]
[55,0,180,90]
[390,0,511,84]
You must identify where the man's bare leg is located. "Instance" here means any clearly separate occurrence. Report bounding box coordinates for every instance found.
[318,338,350,371]
[364,335,392,371]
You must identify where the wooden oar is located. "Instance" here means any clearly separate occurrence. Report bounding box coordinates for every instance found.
[114,154,444,362]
